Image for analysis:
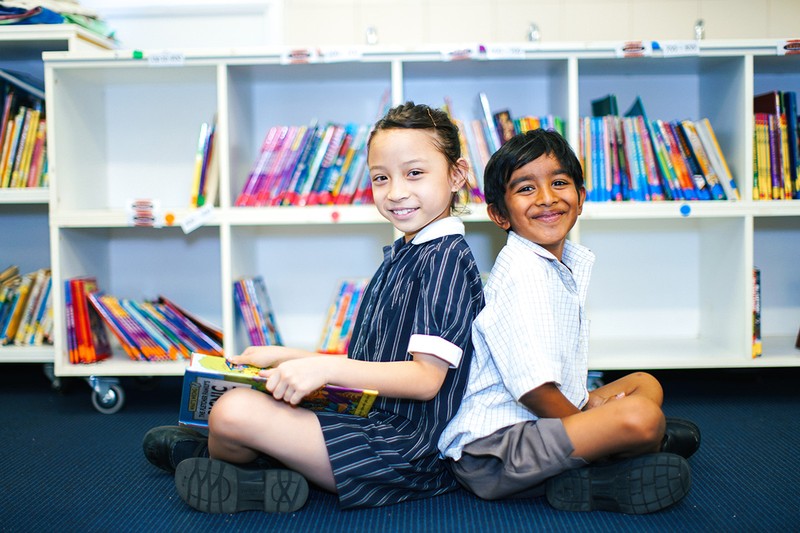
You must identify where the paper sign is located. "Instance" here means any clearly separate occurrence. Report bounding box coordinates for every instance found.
[658,40,700,57]
[180,204,214,234]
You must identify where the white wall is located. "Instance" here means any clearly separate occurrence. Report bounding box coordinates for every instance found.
[82,0,799,50]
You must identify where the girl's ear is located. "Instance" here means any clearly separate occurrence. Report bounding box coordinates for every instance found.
[487,204,511,230]
[449,158,469,192]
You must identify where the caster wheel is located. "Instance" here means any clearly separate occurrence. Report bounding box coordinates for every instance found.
[91,383,126,414]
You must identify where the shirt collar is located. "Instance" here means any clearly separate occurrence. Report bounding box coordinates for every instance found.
[410,216,465,245]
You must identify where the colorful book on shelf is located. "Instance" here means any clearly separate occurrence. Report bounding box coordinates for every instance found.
[0,72,47,189]
[64,277,112,364]
[781,91,800,199]
[156,294,223,346]
[87,292,222,361]
[178,352,379,429]
[233,276,282,347]
[317,278,369,355]
[752,267,762,359]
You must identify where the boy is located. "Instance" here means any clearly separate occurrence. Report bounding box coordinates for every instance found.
[439,129,700,514]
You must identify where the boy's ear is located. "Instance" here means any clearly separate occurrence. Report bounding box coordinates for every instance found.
[449,158,469,192]
[487,204,511,230]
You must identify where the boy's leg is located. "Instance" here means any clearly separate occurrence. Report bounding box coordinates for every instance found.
[563,394,665,461]
[586,372,664,409]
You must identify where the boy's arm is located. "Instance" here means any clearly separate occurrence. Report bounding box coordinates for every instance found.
[519,382,581,419]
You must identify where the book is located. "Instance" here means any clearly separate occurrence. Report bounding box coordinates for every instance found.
[752,267,762,359]
[695,118,740,200]
[178,352,379,429]
[782,91,800,199]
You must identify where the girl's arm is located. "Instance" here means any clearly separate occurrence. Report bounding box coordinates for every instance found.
[261,352,450,406]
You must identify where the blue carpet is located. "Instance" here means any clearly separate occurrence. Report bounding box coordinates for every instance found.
[1,364,798,532]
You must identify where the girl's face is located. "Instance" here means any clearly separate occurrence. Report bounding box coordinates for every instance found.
[368,129,465,241]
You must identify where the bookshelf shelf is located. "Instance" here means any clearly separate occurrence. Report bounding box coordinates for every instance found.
[41,40,800,379]
[0,25,113,366]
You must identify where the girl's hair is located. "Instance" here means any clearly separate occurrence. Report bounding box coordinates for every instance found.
[484,128,584,220]
[368,102,467,210]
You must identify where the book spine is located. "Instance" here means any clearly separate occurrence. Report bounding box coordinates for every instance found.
[752,267,762,358]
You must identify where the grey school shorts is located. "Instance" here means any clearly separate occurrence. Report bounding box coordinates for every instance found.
[448,418,588,500]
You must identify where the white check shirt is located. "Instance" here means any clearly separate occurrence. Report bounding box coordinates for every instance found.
[439,231,595,460]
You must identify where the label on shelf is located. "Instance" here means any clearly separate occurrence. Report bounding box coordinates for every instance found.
[615,40,653,58]
[180,204,214,234]
[281,48,320,64]
[439,44,481,61]
[126,199,164,227]
[319,47,363,63]
[777,39,800,55]
[657,40,700,57]
[146,51,186,67]
[483,44,527,60]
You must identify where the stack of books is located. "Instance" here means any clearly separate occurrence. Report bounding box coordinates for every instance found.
[233,276,283,347]
[0,69,48,189]
[579,95,739,202]
[317,278,368,355]
[753,90,800,200]
[0,266,53,346]
[65,277,223,364]
[235,122,373,207]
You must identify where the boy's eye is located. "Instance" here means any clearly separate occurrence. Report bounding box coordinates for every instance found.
[516,184,534,193]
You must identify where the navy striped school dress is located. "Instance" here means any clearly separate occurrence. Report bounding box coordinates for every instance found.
[315,217,484,509]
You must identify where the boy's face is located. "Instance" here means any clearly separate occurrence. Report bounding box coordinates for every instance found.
[488,153,585,261]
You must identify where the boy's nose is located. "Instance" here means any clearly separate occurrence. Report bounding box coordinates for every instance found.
[536,186,557,205]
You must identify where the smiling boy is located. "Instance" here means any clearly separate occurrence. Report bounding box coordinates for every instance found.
[439,129,700,514]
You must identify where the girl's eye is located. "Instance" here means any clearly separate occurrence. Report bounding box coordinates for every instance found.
[408,170,423,178]
[371,174,387,183]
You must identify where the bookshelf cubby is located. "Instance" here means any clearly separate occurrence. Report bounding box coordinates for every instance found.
[0,25,112,364]
[43,40,800,379]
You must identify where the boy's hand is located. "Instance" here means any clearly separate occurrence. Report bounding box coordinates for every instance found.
[584,391,625,410]
[260,356,331,406]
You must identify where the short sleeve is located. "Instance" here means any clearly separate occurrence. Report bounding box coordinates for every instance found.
[410,238,482,368]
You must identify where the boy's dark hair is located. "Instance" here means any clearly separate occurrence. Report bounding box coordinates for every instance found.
[483,129,584,220]
[368,101,462,167]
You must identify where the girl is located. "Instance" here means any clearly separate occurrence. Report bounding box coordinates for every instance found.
[154,102,485,513]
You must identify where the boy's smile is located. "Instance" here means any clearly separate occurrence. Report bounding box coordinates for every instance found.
[489,153,585,261]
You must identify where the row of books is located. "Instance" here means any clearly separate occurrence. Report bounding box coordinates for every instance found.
[753,90,800,200]
[0,266,53,346]
[65,277,224,364]
[235,122,374,207]
[0,69,48,189]
[579,99,738,202]
[449,93,565,202]
[234,275,368,355]
[317,278,369,355]
[233,276,283,347]
[189,119,220,208]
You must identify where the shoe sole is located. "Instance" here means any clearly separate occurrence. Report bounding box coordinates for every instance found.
[175,458,309,514]
[545,453,691,514]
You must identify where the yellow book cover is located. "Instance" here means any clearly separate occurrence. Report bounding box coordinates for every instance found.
[178,352,378,429]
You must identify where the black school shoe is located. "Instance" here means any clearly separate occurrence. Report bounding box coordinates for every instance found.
[142,425,209,473]
[175,458,309,514]
[662,417,702,459]
[545,453,691,514]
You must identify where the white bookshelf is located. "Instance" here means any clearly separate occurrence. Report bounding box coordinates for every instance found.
[0,25,113,365]
[42,40,800,379]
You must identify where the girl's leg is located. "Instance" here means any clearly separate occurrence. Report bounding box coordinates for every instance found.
[207,387,336,492]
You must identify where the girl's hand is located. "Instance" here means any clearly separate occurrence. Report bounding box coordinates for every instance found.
[260,356,332,406]
[227,345,311,369]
